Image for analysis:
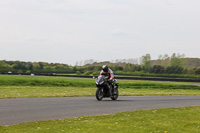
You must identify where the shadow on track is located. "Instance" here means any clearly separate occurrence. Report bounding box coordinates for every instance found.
[96,99,135,102]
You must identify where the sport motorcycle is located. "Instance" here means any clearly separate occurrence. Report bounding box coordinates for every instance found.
[95,75,119,101]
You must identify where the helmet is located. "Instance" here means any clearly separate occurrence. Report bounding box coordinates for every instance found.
[102,65,108,72]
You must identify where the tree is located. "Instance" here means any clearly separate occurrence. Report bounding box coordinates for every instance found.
[38,62,44,69]
[0,60,10,72]
[163,54,169,60]
[136,65,142,71]
[76,71,81,75]
[170,53,185,67]
[165,66,184,74]
[83,71,90,75]
[151,65,165,74]
[141,54,152,72]
[92,71,99,75]
[195,68,200,75]
[158,55,163,60]
[124,64,132,72]
[25,63,33,70]
[26,70,31,74]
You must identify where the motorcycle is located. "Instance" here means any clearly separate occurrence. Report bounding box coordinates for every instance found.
[95,75,119,101]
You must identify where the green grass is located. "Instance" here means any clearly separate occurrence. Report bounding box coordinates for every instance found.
[0,75,200,89]
[1,86,200,99]
[1,106,200,133]
[115,71,200,79]
[0,75,200,132]
[0,86,95,98]
[0,75,94,87]
[0,75,200,98]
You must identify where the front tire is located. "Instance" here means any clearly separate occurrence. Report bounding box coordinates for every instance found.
[96,87,104,101]
[111,89,118,100]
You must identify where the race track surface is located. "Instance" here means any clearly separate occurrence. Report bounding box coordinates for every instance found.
[1,95,200,125]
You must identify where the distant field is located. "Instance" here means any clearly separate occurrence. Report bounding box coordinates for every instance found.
[0,75,200,98]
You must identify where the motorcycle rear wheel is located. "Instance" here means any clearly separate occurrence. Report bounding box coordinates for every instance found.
[96,87,104,101]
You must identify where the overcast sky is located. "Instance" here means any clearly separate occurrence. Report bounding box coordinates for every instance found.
[0,0,200,65]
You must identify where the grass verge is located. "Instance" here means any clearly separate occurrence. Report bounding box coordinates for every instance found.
[0,75,200,89]
[0,75,200,98]
[0,106,200,133]
[1,86,200,99]
[0,86,94,98]
[0,75,94,87]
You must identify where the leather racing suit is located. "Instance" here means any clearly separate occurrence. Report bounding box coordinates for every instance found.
[100,68,114,80]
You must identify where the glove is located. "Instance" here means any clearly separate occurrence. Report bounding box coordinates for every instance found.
[108,79,112,83]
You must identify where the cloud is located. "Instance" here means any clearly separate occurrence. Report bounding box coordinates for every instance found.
[111,29,129,36]
[105,0,135,6]
[0,0,200,65]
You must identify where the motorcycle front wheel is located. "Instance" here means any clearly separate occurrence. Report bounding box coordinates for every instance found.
[111,89,118,100]
[96,87,104,101]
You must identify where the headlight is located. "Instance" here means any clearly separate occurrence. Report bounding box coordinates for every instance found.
[99,81,104,85]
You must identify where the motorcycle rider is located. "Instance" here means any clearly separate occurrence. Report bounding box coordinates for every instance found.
[100,65,114,80]
[100,65,114,95]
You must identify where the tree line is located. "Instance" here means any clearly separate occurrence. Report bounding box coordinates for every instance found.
[0,53,200,77]
[0,61,74,74]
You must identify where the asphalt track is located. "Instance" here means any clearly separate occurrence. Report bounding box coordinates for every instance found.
[1,95,200,125]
